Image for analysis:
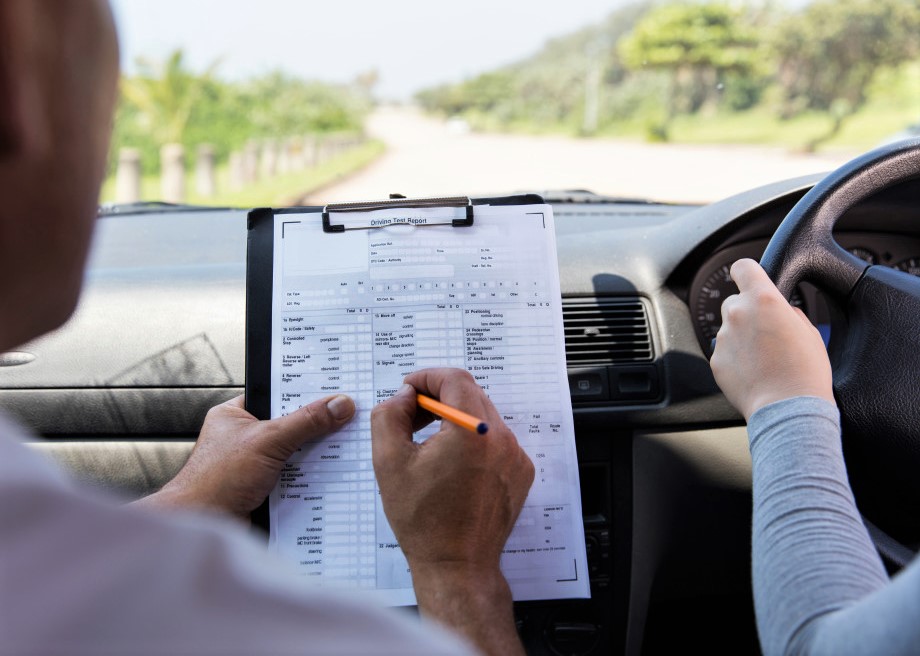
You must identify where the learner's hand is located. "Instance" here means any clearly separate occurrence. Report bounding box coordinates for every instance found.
[136,394,355,521]
[710,258,834,421]
[371,368,533,656]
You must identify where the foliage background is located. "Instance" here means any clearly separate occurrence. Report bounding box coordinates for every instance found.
[110,51,372,175]
[416,0,920,150]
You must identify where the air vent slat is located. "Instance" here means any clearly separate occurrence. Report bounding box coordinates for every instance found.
[562,298,653,365]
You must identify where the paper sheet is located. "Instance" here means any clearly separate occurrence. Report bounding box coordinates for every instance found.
[268,204,589,605]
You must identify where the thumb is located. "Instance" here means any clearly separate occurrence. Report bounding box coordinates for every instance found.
[260,394,356,456]
[731,258,779,295]
[792,306,812,326]
[371,384,418,473]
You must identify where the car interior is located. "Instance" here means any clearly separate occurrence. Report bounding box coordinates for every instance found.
[4,0,920,650]
[4,150,920,653]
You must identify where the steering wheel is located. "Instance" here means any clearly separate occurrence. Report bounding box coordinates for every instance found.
[760,138,920,544]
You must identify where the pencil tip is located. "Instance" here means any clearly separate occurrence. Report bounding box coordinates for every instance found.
[477,422,488,435]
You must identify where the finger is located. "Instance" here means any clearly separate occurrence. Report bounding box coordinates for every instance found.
[730,258,780,295]
[710,325,726,362]
[711,311,736,365]
[406,368,522,453]
[263,394,355,454]
[403,368,498,423]
[224,395,245,409]
[791,306,812,326]
[719,293,740,325]
[371,383,419,472]
[202,394,251,426]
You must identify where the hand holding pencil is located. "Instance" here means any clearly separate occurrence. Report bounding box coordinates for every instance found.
[370,367,534,560]
[370,368,534,655]
[416,392,489,435]
[370,366,534,567]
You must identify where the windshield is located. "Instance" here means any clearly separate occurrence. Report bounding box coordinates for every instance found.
[105,0,920,207]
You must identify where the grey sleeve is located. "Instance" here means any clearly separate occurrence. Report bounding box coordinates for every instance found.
[748,396,920,656]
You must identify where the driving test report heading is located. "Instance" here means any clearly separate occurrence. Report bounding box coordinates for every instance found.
[268,203,589,605]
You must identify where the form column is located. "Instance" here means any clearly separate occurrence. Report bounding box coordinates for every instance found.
[414,306,464,370]
[465,304,559,421]
[275,310,376,587]
[461,301,579,584]
[370,309,421,589]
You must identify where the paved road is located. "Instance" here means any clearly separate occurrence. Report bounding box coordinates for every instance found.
[306,106,855,205]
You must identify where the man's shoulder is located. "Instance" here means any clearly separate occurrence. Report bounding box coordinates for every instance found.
[0,410,472,655]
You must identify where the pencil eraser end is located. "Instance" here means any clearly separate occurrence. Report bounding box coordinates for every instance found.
[477,422,489,435]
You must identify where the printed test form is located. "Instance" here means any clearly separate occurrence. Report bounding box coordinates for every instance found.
[268,203,589,605]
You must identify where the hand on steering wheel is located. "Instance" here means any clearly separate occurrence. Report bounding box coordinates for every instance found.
[711,258,833,422]
[758,138,920,541]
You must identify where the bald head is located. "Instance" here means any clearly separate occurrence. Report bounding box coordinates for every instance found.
[0,0,119,352]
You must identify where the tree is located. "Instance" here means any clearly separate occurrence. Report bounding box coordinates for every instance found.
[618,2,760,136]
[120,50,219,147]
[415,3,650,133]
[111,52,369,174]
[772,0,920,150]
[242,72,367,136]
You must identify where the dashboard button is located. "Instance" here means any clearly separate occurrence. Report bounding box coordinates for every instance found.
[608,365,660,402]
[567,368,609,402]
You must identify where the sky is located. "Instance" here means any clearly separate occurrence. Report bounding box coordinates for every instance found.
[109,0,636,99]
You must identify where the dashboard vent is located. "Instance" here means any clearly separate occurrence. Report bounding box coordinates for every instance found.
[562,298,653,364]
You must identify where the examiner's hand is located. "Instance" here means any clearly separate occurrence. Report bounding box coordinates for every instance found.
[137,394,355,521]
[372,368,534,577]
[371,368,533,656]
[710,258,834,421]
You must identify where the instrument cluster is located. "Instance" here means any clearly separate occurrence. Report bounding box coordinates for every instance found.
[690,232,920,352]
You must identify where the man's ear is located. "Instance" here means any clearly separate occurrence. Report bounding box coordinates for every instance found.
[0,0,46,157]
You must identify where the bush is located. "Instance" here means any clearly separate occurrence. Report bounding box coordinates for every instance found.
[110,52,369,175]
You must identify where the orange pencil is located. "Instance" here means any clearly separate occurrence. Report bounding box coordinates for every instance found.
[416,393,489,435]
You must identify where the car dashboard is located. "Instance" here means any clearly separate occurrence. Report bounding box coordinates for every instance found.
[3,173,920,655]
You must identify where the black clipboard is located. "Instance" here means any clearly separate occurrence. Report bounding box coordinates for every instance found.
[244,193,544,529]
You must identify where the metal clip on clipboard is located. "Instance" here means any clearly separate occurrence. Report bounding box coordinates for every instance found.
[322,195,475,233]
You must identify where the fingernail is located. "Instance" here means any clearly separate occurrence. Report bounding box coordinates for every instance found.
[396,383,414,398]
[326,395,355,421]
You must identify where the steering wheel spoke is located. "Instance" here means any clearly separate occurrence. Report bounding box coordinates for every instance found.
[833,265,920,430]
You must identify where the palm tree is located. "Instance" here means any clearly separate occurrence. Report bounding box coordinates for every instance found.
[120,50,220,146]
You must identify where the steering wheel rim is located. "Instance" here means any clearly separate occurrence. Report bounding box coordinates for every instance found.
[761,138,920,542]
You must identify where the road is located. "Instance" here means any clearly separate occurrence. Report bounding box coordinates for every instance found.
[306,107,855,205]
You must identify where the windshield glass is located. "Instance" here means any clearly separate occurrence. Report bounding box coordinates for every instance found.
[105,0,920,207]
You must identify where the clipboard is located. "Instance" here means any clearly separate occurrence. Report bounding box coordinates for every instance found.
[245,194,544,529]
[244,192,589,604]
